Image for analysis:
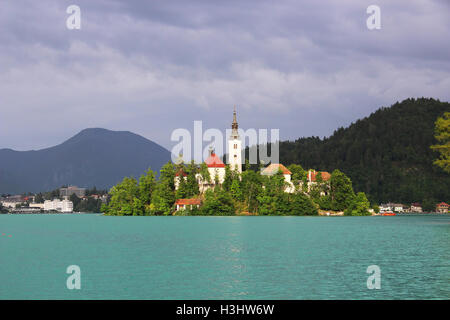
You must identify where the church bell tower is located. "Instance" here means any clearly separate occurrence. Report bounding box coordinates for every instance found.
[228,106,242,173]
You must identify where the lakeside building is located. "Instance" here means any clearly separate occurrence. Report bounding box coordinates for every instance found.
[29,203,44,209]
[60,186,86,198]
[380,203,406,213]
[1,201,20,208]
[175,198,202,211]
[410,203,423,213]
[0,195,28,208]
[44,199,73,213]
[436,202,449,213]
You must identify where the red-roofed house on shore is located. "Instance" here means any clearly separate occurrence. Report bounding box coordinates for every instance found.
[303,169,331,195]
[436,202,449,213]
[261,163,295,193]
[175,198,202,211]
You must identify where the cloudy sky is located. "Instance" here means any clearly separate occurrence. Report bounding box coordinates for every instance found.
[1,0,449,151]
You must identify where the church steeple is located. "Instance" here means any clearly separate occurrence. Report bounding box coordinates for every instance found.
[230,105,239,139]
[228,106,242,172]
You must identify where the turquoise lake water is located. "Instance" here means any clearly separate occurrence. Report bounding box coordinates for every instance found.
[0,214,449,300]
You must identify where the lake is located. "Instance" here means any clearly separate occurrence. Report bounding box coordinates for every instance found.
[0,214,449,299]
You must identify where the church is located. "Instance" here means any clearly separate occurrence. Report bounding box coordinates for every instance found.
[175,108,242,194]
[175,108,297,197]
[173,108,333,211]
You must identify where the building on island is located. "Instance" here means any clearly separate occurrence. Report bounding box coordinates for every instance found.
[175,198,202,211]
[44,199,73,213]
[436,202,449,213]
[302,169,331,195]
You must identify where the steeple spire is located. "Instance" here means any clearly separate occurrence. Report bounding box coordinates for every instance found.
[231,105,239,139]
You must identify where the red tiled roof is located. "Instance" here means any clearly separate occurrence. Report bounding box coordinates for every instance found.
[436,202,449,207]
[175,198,201,205]
[261,163,292,175]
[308,170,331,182]
[205,153,225,168]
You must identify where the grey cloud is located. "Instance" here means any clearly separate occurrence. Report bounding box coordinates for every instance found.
[0,0,449,151]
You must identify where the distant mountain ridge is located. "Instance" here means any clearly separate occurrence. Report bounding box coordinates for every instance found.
[0,128,171,194]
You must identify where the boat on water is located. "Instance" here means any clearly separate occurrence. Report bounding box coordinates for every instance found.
[382,212,396,216]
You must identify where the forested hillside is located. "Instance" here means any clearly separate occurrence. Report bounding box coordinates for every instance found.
[278,98,449,204]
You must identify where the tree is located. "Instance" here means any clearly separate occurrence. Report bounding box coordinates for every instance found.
[431,112,450,173]
[315,171,323,183]
[344,192,371,216]
[150,180,175,215]
[257,172,288,215]
[70,194,81,211]
[103,177,140,216]
[159,162,176,190]
[199,162,211,184]
[241,169,263,213]
[230,179,243,201]
[201,189,235,215]
[288,164,306,182]
[185,161,200,197]
[35,193,44,203]
[290,192,318,216]
[175,174,189,199]
[330,169,355,211]
[223,165,233,191]
[138,169,156,214]
[372,204,380,214]
[422,198,437,213]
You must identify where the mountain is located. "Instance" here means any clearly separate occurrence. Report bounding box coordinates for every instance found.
[0,128,171,194]
[277,98,450,204]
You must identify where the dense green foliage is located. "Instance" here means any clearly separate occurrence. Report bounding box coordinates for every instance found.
[70,194,103,213]
[344,192,371,216]
[101,160,366,216]
[201,189,236,216]
[276,98,450,204]
[431,112,450,173]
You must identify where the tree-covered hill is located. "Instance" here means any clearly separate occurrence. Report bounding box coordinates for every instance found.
[278,98,450,205]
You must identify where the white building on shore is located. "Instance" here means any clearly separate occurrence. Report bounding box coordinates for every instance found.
[44,199,73,213]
